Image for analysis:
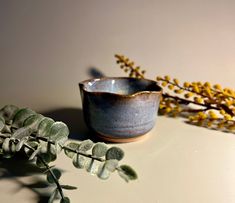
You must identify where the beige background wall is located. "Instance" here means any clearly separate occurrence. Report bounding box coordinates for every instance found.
[1,0,235,111]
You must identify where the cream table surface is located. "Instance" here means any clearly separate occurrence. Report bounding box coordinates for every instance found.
[1,114,235,203]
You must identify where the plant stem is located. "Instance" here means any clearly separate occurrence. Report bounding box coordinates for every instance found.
[163,93,220,111]
[27,134,105,162]
[1,131,106,162]
[23,143,66,201]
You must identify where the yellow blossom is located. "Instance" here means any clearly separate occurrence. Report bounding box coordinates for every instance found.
[164,75,171,81]
[183,82,190,88]
[224,114,232,121]
[208,110,218,119]
[213,84,222,91]
[194,97,203,104]
[174,89,184,94]
[168,85,174,90]
[173,78,179,85]
[184,92,194,98]
[161,81,167,87]
[204,82,211,88]
[156,76,162,81]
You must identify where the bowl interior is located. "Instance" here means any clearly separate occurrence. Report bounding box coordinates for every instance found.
[83,78,161,95]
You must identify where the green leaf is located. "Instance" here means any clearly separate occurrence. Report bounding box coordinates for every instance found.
[61,185,77,190]
[47,168,62,183]
[78,139,93,152]
[10,140,16,153]
[97,162,111,180]
[26,140,39,148]
[72,154,88,169]
[85,159,99,175]
[60,197,70,203]
[2,137,10,153]
[118,165,138,182]
[0,105,19,123]
[12,108,36,128]
[48,189,58,203]
[64,142,80,159]
[0,120,4,132]
[15,137,28,151]
[48,122,69,144]
[92,142,108,157]
[12,126,32,140]
[104,159,118,172]
[35,158,46,168]
[47,142,57,157]
[2,125,11,133]
[23,114,44,131]
[105,147,124,161]
[39,151,57,163]
[37,117,54,137]
[28,146,41,160]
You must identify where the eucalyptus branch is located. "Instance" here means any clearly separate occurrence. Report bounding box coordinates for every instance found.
[0,104,138,203]
[23,142,65,201]
[0,133,66,201]
[28,134,105,162]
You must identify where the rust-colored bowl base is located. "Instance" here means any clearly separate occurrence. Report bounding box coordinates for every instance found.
[95,133,149,143]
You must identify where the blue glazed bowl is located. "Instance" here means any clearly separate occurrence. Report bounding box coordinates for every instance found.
[79,77,162,142]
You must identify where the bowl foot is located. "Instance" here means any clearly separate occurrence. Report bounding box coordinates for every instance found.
[95,133,148,143]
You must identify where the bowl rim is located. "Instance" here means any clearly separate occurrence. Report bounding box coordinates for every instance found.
[79,77,162,98]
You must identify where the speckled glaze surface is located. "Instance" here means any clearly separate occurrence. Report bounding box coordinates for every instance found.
[79,77,162,142]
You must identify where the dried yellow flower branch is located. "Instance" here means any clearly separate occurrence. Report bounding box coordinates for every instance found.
[115,54,235,132]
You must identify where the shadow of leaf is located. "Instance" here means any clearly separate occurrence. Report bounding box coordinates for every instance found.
[0,154,52,203]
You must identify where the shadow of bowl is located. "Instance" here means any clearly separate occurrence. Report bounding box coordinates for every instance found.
[41,108,103,142]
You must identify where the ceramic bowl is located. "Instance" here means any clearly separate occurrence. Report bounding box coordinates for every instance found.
[79,77,162,142]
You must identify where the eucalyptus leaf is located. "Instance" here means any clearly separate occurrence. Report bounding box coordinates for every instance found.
[92,142,108,157]
[47,142,57,157]
[36,158,46,168]
[0,105,19,123]
[26,140,39,149]
[97,162,111,180]
[60,197,70,203]
[104,159,118,172]
[12,108,36,128]
[61,185,77,190]
[23,141,39,157]
[48,122,69,144]
[2,125,11,133]
[0,137,4,144]
[37,117,54,137]
[47,168,62,183]
[117,165,138,182]
[28,146,41,160]
[23,114,44,131]
[0,115,5,124]
[12,126,32,140]
[2,137,10,153]
[64,142,80,159]
[0,120,4,132]
[16,136,28,151]
[105,147,124,161]
[40,142,48,153]
[78,139,93,152]
[39,151,57,163]
[72,154,88,169]
[55,141,62,154]
[48,189,58,203]
[10,140,16,153]
[85,159,99,175]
